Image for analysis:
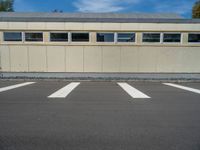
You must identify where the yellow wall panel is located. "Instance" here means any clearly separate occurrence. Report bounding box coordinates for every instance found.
[28,46,47,72]
[8,22,27,30]
[46,23,65,30]
[138,47,158,72]
[119,23,200,32]
[0,22,8,30]
[46,46,65,72]
[120,23,140,31]
[156,47,200,73]
[101,23,121,31]
[157,47,179,72]
[84,46,102,72]
[0,46,10,71]
[65,23,84,30]
[1,22,200,32]
[175,47,200,72]
[67,46,84,72]
[102,46,120,72]
[10,46,28,72]
[27,22,46,30]
[83,23,102,30]
[120,47,139,72]
[1,45,200,73]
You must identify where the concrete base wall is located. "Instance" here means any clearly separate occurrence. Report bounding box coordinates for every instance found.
[1,72,200,81]
[1,45,200,73]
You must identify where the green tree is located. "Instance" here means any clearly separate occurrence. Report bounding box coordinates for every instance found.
[0,0,14,12]
[192,0,200,18]
[52,9,63,13]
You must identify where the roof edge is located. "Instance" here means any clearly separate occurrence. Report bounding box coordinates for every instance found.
[0,18,200,23]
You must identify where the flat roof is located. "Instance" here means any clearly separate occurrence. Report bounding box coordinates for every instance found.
[0,12,200,23]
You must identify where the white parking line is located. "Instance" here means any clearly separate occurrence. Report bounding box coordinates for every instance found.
[117,83,150,99]
[0,82,35,93]
[48,82,80,98]
[163,83,200,94]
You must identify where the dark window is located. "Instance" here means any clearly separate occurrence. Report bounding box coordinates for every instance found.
[188,34,200,43]
[3,32,22,41]
[50,33,68,42]
[25,33,43,42]
[97,33,114,42]
[163,33,181,43]
[143,33,160,43]
[71,33,89,42]
[117,33,135,42]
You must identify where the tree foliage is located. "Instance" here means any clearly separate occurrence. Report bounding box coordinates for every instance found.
[52,9,63,13]
[0,0,14,12]
[192,0,200,18]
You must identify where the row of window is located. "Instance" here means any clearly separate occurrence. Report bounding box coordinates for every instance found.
[3,32,90,42]
[3,32,134,43]
[2,32,200,43]
[143,33,181,43]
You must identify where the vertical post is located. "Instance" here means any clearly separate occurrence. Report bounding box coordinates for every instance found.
[136,32,142,44]
[68,32,72,43]
[182,33,188,45]
[43,32,49,43]
[160,33,164,44]
[90,32,96,44]
[114,32,117,43]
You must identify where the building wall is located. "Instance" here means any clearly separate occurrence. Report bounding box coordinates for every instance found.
[1,22,200,31]
[1,45,200,73]
[0,21,200,73]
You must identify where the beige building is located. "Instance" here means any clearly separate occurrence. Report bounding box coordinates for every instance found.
[0,12,200,74]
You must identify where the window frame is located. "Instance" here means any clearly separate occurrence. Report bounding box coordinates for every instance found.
[3,32,23,42]
[24,32,44,42]
[117,32,136,43]
[96,32,115,43]
[162,32,182,44]
[142,32,161,43]
[188,33,200,44]
[49,32,69,42]
[71,32,90,43]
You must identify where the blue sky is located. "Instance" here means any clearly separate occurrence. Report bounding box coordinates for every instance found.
[14,0,197,18]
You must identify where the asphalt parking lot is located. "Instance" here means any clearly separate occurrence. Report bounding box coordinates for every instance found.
[0,80,200,150]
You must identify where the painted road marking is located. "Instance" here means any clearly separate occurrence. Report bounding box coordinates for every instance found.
[0,82,35,93]
[48,82,80,98]
[164,83,200,94]
[117,83,150,99]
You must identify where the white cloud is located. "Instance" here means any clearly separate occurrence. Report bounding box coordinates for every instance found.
[73,0,139,12]
[13,0,195,18]
[73,0,195,17]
